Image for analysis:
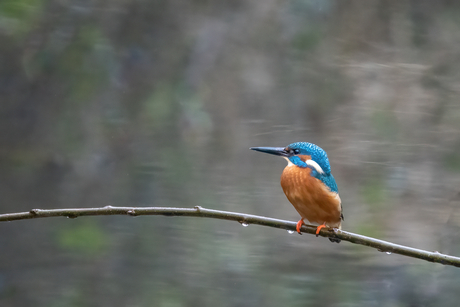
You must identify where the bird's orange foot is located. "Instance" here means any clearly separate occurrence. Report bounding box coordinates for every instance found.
[315,223,327,237]
[296,220,305,234]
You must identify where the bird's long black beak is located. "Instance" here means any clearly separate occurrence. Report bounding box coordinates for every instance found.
[250,146,289,157]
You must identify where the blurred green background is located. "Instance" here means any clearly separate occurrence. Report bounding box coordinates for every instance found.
[1,0,460,306]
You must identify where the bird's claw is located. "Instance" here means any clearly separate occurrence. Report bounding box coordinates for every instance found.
[296,219,305,235]
[315,223,327,237]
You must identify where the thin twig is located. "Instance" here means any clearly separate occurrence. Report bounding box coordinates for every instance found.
[2,206,459,268]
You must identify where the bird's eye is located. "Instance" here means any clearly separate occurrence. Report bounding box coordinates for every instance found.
[293,149,300,154]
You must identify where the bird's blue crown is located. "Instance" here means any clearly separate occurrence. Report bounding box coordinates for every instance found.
[286,142,331,174]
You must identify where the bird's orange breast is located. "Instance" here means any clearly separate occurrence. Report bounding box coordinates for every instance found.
[280,165,342,228]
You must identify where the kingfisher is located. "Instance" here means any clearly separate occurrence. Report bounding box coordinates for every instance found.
[251,142,343,243]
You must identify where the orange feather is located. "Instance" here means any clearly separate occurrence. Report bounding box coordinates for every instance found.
[280,164,342,228]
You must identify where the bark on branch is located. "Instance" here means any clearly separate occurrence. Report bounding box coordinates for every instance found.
[1,205,458,268]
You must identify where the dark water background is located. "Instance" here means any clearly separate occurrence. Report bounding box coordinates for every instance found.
[1,0,460,306]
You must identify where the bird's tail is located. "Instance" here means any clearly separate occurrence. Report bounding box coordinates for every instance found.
[328,237,341,243]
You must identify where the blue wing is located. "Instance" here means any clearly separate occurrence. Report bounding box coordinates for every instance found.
[320,174,338,193]
[308,168,338,193]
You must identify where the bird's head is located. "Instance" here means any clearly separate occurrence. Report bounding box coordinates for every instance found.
[250,141,331,175]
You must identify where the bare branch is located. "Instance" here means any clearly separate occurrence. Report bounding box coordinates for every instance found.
[2,206,459,268]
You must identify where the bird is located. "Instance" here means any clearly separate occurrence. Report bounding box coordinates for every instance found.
[251,142,343,243]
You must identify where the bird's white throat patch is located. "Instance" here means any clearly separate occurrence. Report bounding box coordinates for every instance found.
[283,157,294,167]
